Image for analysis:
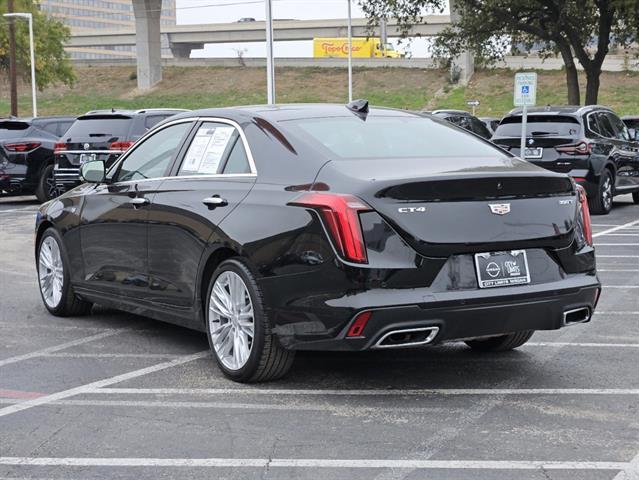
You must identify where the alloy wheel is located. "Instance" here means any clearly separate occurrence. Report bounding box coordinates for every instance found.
[208,271,255,370]
[45,172,58,199]
[602,175,613,211]
[38,236,64,308]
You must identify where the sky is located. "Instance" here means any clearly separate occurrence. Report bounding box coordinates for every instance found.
[175,0,437,58]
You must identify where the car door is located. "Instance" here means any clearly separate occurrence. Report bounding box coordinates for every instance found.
[604,112,639,190]
[79,120,195,299]
[147,119,257,309]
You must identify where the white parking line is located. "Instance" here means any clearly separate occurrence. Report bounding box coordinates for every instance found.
[597,255,639,258]
[0,329,133,368]
[598,234,639,236]
[595,311,639,314]
[89,387,639,396]
[598,269,639,272]
[601,285,639,288]
[0,351,209,418]
[0,208,38,214]
[593,220,639,238]
[613,451,639,479]
[0,457,629,471]
[43,353,185,359]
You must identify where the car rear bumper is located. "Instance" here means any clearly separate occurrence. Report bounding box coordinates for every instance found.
[263,273,601,351]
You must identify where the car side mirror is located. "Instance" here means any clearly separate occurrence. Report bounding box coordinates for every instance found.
[80,160,106,184]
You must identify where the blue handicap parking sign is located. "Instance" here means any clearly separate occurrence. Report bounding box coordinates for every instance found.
[521,85,529,94]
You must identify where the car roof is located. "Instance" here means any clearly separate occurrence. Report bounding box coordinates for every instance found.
[622,115,639,120]
[0,115,76,124]
[81,108,189,117]
[163,103,423,124]
[506,105,612,116]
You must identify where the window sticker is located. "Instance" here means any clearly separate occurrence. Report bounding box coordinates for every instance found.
[181,125,236,174]
[199,126,235,174]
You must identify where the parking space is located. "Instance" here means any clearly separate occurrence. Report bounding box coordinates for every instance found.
[0,194,638,479]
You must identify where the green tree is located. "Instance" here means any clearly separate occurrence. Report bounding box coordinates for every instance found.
[360,0,638,105]
[1,0,75,90]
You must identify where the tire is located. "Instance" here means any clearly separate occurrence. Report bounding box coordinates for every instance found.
[35,164,59,203]
[464,331,534,352]
[205,258,294,383]
[587,169,614,215]
[36,228,92,316]
[633,192,639,204]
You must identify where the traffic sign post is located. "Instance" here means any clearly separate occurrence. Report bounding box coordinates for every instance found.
[514,72,537,159]
[466,99,480,116]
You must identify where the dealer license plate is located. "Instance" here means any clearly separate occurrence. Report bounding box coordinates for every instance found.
[474,250,531,289]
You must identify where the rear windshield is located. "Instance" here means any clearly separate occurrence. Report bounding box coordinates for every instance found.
[63,117,132,139]
[0,121,31,140]
[285,116,502,159]
[624,119,639,130]
[495,115,581,137]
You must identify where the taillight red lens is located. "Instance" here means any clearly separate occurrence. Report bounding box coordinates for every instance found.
[347,311,372,337]
[4,142,41,152]
[54,142,67,154]
[291,192,372,263]
[577,185,593,246]
[109,141,134,152]
[556,141,592,155]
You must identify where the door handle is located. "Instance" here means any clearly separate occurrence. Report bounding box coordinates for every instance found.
[202,196,228,208]
[129,197,150,207]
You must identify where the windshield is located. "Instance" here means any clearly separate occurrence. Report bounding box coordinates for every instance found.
[63,117,132,139]
[495,115,581,137]
[286,116,504,159]
[384,43,395,51]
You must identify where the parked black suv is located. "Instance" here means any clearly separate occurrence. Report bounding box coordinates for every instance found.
[429,110,493,140]
[492,106,639,214]
[0,116,75,202]
[54,108,188,194]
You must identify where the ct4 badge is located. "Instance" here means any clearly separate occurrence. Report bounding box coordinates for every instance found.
[398,206,426,213]
[488,203,511,215]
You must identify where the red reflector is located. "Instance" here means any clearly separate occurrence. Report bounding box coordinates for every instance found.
[109,141,134,152]
[347,311,372,337]
[4,142,41,152]
[54,142,67,154]
[577,185,593,246]
[573,177,587,183]
[291,192,372,263]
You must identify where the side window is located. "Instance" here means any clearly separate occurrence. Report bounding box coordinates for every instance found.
[587,114,600,136]
[57,121,73,137]
[223,137,250,174]
[116,122,192,182]
[40,123,59,136]
[144,115,169,130]
[606,113,630,141]
[178,122,251,176]
[596,113,616,138]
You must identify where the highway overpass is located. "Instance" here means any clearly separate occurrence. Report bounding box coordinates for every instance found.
[67,16,451,59]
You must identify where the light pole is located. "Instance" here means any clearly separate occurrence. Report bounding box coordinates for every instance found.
[264,0,275,104]
[3,12,36,117]
[347,0,352,102]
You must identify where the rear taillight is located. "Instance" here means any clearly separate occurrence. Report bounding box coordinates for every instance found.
[4,142,41,152]
[54,142,67,154]
[556,141,592,155]
[109,141,134,152]
[290,192,372,263]
[576,185,593,247]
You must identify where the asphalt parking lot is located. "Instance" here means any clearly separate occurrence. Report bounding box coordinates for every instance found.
[0,194,637,480]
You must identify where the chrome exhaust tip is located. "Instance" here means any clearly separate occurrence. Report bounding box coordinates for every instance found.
[563,307,592,326]
[374,326,440,349]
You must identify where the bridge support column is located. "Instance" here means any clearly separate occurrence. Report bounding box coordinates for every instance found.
[170,43,203,59]
[132,0,162,89]
[449,0,474,85]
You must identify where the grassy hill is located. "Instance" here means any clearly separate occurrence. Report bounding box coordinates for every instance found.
[2,66,639,118]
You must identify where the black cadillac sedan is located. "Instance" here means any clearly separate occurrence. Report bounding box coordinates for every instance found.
[35,102,601,382]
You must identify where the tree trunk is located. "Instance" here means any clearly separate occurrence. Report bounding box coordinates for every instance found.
[585,66,602,105]
[557,44,580,105]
